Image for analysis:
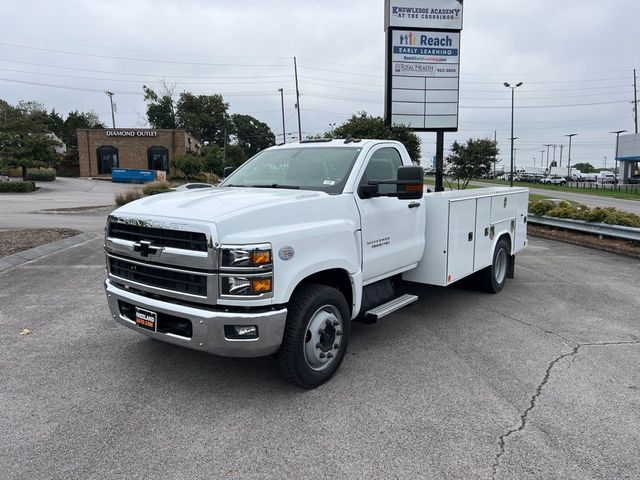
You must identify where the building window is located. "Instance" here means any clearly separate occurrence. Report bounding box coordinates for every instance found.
[96,146,119,174]
[147,146,169,172]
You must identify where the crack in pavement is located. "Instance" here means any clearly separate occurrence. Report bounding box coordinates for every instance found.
[477,304,575,346]
[491,340,640,479]
[491,345,580,479]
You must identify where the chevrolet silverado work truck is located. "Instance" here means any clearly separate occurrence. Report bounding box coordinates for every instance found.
[104,139,528,388]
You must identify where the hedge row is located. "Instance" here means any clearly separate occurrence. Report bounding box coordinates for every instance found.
[0,181,36,192]
[26,171,56,182]
[529,200,640,228]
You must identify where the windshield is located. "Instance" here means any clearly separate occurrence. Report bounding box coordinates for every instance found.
[219,146,362,194]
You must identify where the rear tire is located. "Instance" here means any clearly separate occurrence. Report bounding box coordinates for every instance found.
[276,284,350,389]
[481,238,510,293]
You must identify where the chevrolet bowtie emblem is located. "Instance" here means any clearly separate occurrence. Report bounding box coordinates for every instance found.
[133,240,164,257]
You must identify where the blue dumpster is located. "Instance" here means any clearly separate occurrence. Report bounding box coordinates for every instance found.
[111,169,156,184]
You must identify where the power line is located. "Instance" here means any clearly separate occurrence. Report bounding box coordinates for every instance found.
[0,42,291,68]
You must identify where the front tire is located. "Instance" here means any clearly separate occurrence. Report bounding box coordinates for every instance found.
[276,284,350,389]
[480,238,510,293]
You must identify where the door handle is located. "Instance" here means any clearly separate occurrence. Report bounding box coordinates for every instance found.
[408,202,421,209]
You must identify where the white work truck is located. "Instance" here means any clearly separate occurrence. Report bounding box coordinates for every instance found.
[104,139,528,388]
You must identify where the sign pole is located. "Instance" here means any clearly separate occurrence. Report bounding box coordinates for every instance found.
[435,131,444,192]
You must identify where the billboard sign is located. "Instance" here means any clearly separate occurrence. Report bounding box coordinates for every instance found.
[616,133,640,161]
[388,30,460,130]
[385,0,464,31]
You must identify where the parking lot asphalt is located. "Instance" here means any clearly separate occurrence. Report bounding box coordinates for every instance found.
[1,235,639,479]
[0,178,130,233]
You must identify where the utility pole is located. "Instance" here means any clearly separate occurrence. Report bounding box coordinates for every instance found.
[294,57,302,141]
[634,69,638,134]
[504,82,523,187]
[552,144,557,167]
[493,130,497,177]
[565,133,577,180]
[604,156,607,170]
[544,144,552,170]
[278,88,286,144]
[559,144,564,168]
[105,91,116,128]
[540,150,545,170]
[223,127,227,170]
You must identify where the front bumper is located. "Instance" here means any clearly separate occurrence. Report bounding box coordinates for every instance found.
[104,279,287,357]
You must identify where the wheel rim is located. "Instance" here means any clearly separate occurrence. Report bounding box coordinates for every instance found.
[303,305,343,372]
[495,247,508,285]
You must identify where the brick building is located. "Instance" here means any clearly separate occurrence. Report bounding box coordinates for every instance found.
[77,128,202,177]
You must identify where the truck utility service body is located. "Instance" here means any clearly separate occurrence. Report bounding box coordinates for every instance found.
[104,139,528,387]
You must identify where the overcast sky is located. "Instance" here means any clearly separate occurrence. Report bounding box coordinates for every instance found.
[1,0,638,170]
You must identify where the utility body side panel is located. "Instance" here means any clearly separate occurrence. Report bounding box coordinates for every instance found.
[403,187,529,287]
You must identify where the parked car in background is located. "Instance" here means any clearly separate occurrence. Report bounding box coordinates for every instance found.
[0,172,9,182]
[541,174,567,186]
[627,175,640,185]
[595,171,616,184]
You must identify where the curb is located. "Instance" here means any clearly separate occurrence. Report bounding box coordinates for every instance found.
[0,232,98,272]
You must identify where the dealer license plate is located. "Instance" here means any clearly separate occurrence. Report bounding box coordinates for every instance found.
[135,307,157,332]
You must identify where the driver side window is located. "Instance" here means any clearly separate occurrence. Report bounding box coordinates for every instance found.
[361,147,403,195]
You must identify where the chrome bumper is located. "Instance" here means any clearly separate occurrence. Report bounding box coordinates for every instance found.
[104,279,287,357]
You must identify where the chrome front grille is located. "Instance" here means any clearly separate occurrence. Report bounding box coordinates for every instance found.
[105,215,217,304]
[107,222,207,252]
[109,256,207,297]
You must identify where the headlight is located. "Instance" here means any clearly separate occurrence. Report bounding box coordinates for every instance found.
[220,275,273,296]
[219,243,273,298]
[221,244,272,269]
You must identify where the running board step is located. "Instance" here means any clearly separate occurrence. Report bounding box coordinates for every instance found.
[364,294,418,322]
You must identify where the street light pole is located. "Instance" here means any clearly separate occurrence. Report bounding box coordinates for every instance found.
[105,91,116,128]
[278,88,286,144]
[504,82,523,187]
[540,149,545,170]
[611,130,627,180]
[565,133,577,180]
[544,144,552,170]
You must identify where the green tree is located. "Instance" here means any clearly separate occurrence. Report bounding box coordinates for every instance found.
[0,100,59,179]
[330,112,421,162]
[231,113,275,157]
[143,87,231,147]
[63,110,103,149]
[46,109,65,140]
[177,92,230,146]
[143,84,178,129]
[572,162,595,173]
[202,143,224,174]
[446,138,499,189]
[224,144,248,169]
[170,153,205,179]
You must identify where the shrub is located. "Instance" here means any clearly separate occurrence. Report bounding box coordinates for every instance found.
[0,181,36,192]
[115,188,143,206]
[546,206,579,219]
[530,199,640,229]
[528,200,554,216]
[26,170,56,182]
[142,181,171,196]
[170,153,205,178]
[603,211,640,228]
[581,207,614,223]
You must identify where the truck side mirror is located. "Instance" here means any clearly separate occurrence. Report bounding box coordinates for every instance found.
[396,166,424,200]
[223,166,235,178]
